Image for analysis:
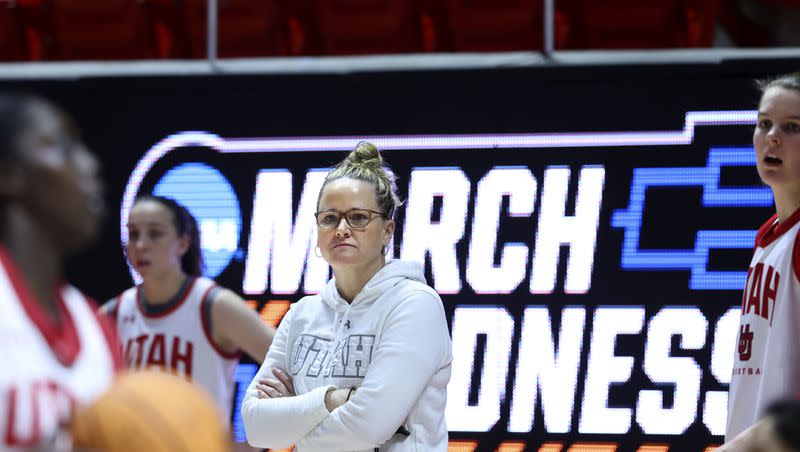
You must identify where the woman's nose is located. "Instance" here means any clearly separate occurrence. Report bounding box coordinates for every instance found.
[335,217,351,237]
[766,127,781,145]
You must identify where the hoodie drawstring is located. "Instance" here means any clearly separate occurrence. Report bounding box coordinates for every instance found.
[323,303,353,384]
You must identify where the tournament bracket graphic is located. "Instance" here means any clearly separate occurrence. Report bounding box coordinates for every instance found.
[120,110,769,450]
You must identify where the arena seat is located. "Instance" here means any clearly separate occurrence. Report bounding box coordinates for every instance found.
[45,0,165,60]
[759,0,800,5]
[298,0,430,55]
[718,0,800,46]
[561,0,720,49]
[0,4,27,61]
[439,0,546,51]
[179,0,288,58]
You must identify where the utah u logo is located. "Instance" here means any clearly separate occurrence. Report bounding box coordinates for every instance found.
[738,324,754,361]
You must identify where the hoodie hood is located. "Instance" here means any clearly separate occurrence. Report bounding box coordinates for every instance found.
[320,259,427,312]
[316,260,429,386]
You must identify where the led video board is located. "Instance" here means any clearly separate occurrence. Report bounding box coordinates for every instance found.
[121,108,769,450]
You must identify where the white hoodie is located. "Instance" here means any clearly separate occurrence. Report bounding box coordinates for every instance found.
[241,260,452,451]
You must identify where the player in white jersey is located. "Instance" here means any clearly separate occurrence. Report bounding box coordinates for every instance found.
[0,93,119,451]
[241,142,452,451]
[722,73,800,451]
[101,196,274,438]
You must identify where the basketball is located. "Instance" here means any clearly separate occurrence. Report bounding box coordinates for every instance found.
[70,371,230,452]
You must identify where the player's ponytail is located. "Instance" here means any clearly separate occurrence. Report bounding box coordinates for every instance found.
[179,205,204,276]
[133,196,205,276]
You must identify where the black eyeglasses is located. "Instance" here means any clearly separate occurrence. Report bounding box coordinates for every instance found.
[314,208,388,230]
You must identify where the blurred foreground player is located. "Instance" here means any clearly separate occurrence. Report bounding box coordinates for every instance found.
[0,93,119,450]
[723,73,800,450]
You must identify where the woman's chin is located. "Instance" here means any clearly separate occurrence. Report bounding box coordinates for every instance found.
[328,250,378,268]
[757,165,791,188]
[328,255,361,268]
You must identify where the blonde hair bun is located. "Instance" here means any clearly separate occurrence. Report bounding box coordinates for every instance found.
[347,141,383,169]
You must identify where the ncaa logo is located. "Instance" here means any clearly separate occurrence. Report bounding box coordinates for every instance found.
[152,162,242,279]
[147,163,242,278]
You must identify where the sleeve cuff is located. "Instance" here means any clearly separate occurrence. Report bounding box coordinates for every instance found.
[307,385,336,421]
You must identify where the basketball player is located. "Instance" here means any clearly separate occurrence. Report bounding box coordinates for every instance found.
[241,142,452,451]
[722,73,800,451]
[101,195,274,436]
[0,93,119,451]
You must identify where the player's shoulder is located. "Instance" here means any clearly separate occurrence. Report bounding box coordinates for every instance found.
[755,213,779,248]
[791,226,800,282]
[104,286,138,314]
[99,297,119,319]
[99,291,123,319]
[193,275,217,290]
[114,285,138,299]
[202,285,244,312]
[116,286,139,303]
